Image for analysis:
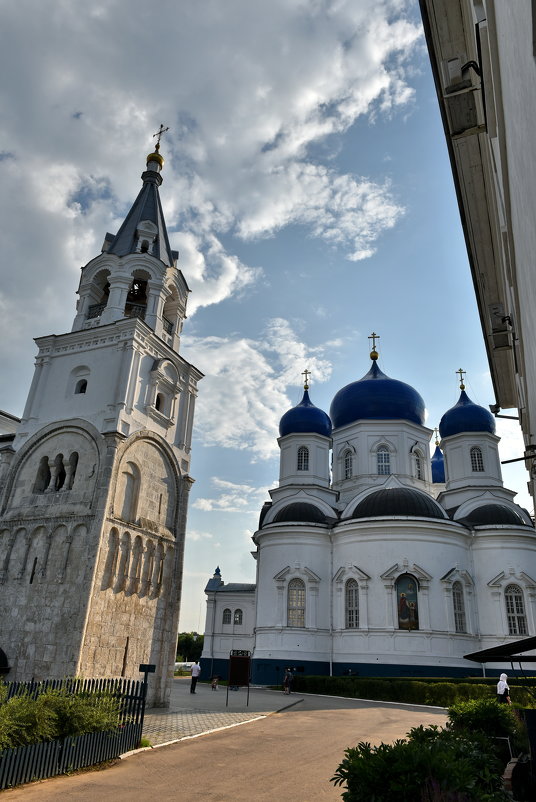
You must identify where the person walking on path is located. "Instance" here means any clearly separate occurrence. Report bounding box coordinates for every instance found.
[496,673,511,704]
[190,661,201,694]
[283,667,293,695]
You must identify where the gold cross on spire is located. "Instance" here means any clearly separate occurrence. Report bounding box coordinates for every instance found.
[368,331,380,360]
[302,368,311,390]
[153,123,170,151]
[369,332,380,350]
[456,368,466,390]
[433,427,439,445]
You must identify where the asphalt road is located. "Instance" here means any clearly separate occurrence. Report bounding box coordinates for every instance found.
[1,695,447,801]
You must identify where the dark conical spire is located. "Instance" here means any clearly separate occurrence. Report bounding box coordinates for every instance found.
[106,144,176,267]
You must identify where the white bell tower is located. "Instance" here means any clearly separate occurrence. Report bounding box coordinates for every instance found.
[0,134,202,705]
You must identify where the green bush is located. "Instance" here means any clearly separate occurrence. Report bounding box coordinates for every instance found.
[331,725,509,802]
[292,674,536,708]
[0,688,123,749]
[448,698,529,755]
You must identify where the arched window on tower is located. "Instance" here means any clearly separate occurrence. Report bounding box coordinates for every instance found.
[345,579,359,628]
[67,452,78,490]
[396,574,419,630]
[505,584,528,635]
[297,446,309,471]
[377,446,390,475]
[414,451,423,480]
[125,276,148,321]
[121,462,141,523]
[470,446,484,472]
[287,578,306,627]
[75,379,87,394]
[452,581,466,633]
[54,454,66,490]
[33,456,51,494]
[222,608,231,625]
[344,450,353,480]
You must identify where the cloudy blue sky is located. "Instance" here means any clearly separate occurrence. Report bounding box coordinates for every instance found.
[0,0,530,633]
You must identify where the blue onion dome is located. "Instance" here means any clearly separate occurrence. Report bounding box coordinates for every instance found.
[279,389,332,438]
[439,390,496,438]
[330,356,425,429]
[431,445,445,483]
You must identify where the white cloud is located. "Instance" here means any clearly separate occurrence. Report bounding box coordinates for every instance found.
[193,477,270,513]
[184,317,334,458]
[0,2,422,401]
[187,530,214,542]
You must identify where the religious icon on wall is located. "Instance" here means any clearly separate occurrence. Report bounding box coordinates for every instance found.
[396,574,419,630]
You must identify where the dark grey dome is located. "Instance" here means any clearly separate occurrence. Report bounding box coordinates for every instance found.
[272,503,328,524]
[462,504,530,527]
[351,488,446,520]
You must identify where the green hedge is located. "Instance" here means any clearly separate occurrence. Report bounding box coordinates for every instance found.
[291,675,536,708]
[0,687,123,750]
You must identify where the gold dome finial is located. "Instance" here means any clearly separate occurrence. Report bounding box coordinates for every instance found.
[302,368,311,390]
[434,427,440,446]
[456,367,466,390]
[368,331,380,360]
[147,123,170,168]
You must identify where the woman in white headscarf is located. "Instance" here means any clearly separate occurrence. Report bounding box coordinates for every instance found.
[496,673,511,704]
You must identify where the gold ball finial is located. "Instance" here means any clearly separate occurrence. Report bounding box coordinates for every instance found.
[147,141,165,168]
[370,348,378,360]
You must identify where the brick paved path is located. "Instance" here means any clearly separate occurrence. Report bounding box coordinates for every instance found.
[142,678,292,744]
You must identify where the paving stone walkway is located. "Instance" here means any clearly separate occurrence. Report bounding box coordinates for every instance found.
[142,707,268,743]
[142,678,293,745]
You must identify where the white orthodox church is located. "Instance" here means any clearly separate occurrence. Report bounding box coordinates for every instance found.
[201,343,536,684]
[0,142,202,705]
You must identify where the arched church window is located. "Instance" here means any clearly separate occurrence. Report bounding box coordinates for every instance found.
[470,446,484,472]
[287,578,306,627]
[297,446,309,472]
[377,446,390,475]
[234,609,243,625]
[396,574,419,630]
[344,450,353,480]
[155,393,164,412]
[33,456,51,494]
[345,579,359,628]
[121,462,140,523]
[505,584,528,635]
[452,581,466,633]
[54,454,66,491]
[75,379,87,394]
[222,608,231,625]
[414,451,423,480]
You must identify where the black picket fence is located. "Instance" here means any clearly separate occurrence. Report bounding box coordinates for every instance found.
[0,677,146,790]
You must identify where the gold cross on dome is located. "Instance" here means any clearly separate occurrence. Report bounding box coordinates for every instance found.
[368,332,380,350]
[153,123,170,149]
[456,368,466,390]
[302,368,311,390]
[433,427,439,445]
